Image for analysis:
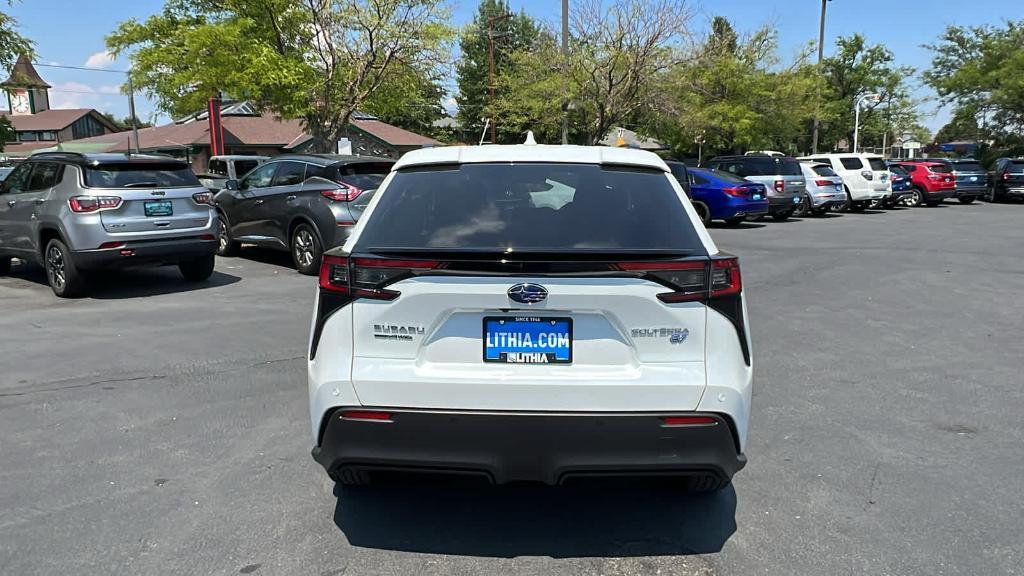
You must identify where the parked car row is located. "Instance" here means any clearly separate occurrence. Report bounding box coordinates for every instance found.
[2,149,1023,298]
[664,151,1024,227]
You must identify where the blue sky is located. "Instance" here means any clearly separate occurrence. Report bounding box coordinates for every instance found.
[5,0,1017,132]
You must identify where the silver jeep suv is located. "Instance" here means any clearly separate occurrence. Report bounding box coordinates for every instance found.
[0,152,219,297]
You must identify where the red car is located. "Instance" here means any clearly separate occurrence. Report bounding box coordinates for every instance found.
[891,160,956,207]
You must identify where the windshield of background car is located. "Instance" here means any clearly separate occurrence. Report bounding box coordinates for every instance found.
[235,160,261,176]
[868,158,888,171]
[336,162,393,191]
[84,163,201,188]
[953,161,984,172]
[812,165,838,177]
[928,164,952,173]
[705,169,751,184]
[354,162,703,253]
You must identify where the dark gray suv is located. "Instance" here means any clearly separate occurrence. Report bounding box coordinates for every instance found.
[213,154,394,275]
[0,152,218,297]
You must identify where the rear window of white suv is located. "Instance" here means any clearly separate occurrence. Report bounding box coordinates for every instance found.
[354,162,704,253]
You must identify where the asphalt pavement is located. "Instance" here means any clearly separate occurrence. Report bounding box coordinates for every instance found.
[1,201,1022,575]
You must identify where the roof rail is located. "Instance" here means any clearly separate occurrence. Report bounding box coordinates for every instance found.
[31,151,88,160]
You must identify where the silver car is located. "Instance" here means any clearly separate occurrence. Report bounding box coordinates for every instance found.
[0,152,218,297]
[704,155,805,221]
[796,162,848,216]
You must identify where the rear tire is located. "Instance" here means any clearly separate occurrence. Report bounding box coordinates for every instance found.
[44,238,87,298]
[791,195,810,218]
[291,223,322,276]
[958,196,975,204]
[216,215,240,257]
[908,187,925,207]
[848,201,867,212]
[686,475,730,493]
[692,201,711,226]
[179,254,216,282]
[331,468,372,487]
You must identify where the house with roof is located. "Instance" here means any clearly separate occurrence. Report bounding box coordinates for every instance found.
[52,100,440,173]
[1,55,122,159]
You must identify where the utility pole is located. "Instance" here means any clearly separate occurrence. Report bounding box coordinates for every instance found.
[127,73,140,154]
[486,13,510,144]
[811,0,829,154]
[561,0,569,145]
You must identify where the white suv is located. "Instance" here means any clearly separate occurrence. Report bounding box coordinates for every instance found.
[798,153,892,211]
[307,143,752,491]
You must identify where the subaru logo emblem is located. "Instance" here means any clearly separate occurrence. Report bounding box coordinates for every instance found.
[507,283,548,304]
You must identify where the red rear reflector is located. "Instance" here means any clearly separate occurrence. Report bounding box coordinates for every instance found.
[336,221,355,226]
[119,249,134,257]
[341,410,392,422]
[97,241,125,250]
[661,415,718,427]
[199,234,216,241]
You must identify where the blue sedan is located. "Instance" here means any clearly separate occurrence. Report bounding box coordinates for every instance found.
[688,167,770,225]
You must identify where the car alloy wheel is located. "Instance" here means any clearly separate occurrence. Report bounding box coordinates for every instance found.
[294,228,316,269]
[218,220,229,252]
[46,244,66,291]
[792,195,810,217]
[908,189,923,207]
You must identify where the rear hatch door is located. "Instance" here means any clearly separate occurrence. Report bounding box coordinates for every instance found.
[345,161,711,412]
[87,161,213,234]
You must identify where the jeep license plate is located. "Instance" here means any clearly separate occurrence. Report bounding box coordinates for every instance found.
[144,200,173,217]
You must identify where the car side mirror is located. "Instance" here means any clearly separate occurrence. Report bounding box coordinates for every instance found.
[225,179,240,191]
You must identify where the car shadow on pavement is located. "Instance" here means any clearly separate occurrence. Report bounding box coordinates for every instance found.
[228,247,298,271]
[333,476,737,557]
[6,260,241,299]
[707,221,765,229]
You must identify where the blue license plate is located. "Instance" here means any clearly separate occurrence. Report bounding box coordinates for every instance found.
[144,200,173,217]
[483,316,572,364]
[835,184,843,192]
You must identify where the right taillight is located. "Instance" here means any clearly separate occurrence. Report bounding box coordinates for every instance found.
[616,257,741,303]
[68,195,121,213]
[319,255,441,300]
[773,180,784,193]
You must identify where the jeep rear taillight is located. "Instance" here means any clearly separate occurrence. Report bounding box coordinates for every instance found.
[319,256,442,300]
[616,257,742,303]
[192,192,213,205]
[68,196,121,213]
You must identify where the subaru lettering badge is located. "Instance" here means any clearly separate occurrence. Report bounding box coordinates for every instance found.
[507,283,548,304]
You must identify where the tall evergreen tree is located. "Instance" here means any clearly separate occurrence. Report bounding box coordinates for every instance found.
[455,0,538,143]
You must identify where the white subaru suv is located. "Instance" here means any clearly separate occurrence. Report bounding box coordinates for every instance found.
[307,143,752,492]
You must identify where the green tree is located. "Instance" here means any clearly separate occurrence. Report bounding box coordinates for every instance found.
[455,0,539,142]
[0,1,33,72]
[650,17,817,157]
[101,112,154,130]
[107,0,452,152]
[0,115,14,151]
[491,0,693,145]
[934,107,981,144]
[818,34,917,152]
[924,20,1024,140]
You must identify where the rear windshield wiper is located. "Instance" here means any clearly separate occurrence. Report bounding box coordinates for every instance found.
[364,247,695,261]
[122,181,163,188]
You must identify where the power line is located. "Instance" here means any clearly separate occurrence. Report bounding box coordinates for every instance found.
[32,62,128,74]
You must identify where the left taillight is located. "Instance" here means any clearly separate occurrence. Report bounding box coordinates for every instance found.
[68,196,121,213]
[616,257,741,303]
[192,192,213,205]
[319,255,441,300]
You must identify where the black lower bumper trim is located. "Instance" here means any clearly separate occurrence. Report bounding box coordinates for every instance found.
[313,409,747,485]
[73,237,217,270]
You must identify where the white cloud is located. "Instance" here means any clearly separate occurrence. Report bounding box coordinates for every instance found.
[84,50,115,69]
[49,81,122,110]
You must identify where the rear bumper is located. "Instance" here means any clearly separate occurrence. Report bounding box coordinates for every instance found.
[954,185,986,197]
[313,409,747,485]
[72,236,218,270]
[768,196,799,214]
[715,199,768,220]
[924,190,955,202]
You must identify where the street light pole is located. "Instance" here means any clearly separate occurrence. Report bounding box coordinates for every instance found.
[853,93,880,153]
[561,0,569,145]
[811,0,828,154]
